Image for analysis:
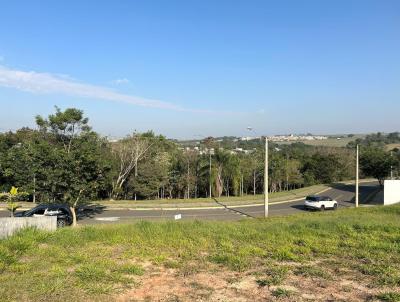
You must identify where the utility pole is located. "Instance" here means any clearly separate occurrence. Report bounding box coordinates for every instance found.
[264,136,269,218]
[355,144,359,208]
[209,152,212,198]
[187,160,190,199]
[285,152,289,191]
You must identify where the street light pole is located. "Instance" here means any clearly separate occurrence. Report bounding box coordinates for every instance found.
[209,152,212,198]
[264,136,269,218]
[355,144,359,208]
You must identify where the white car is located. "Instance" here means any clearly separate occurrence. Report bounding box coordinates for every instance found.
[304,195,338,211]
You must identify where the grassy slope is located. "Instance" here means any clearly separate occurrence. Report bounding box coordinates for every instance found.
[1,205,400,301]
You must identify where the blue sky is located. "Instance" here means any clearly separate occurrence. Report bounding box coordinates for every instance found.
[0,0,399,139]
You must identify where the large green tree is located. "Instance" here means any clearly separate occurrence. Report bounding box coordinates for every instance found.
[35,107,110,225]
[360,147,395,186]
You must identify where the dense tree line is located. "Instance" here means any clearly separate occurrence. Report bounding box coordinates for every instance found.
[347,132,400,185]
[0,108,399,213]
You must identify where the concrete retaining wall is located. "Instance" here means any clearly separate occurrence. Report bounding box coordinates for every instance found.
[0,216,57,239]
[384,180,400,205]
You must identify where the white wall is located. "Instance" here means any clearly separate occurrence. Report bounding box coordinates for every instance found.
[384,180,400,205]
[0,216,57,239]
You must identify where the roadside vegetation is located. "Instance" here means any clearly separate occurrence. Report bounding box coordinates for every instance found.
[1,205,400,301]
[0,107,398,213]
[1,183,329,208]
[96,183,330,207]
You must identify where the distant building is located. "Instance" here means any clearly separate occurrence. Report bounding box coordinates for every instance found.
[240,136,260,141]
[268,134,328,142]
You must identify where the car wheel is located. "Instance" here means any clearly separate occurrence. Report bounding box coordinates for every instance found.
[57,219,66,228]
[333,203,338,210]
[320,205,325,211]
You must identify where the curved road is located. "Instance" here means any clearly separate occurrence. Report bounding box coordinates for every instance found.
[77,181,381,224]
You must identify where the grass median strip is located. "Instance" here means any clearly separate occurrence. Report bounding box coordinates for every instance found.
[0,184,329,211]
[0,180,376,211]
[98,184,329,207]
[1,204,399,301]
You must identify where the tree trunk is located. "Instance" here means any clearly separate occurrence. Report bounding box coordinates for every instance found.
[70,206,77,227]
[241,175,244,196]
[253,171,256,195]
[70,189,83,227]
[33,174,36,203]
[187,161,190,199]
[216,169,223,197]
[134,159,138,177]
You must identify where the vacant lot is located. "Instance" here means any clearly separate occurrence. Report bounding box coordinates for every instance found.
[1,205,400,301]
[276,135,365,148]
[386,144,400,151]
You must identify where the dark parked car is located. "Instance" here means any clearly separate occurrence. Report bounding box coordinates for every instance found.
[14,204,73,227]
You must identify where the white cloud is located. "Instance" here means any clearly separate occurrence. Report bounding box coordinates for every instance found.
[0,65,216,113]
[111,78,130,85]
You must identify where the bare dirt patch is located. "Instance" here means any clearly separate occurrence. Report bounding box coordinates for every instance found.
[115,263,398,302]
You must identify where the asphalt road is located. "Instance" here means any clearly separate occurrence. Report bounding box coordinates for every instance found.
[0,182,381,224]
[76,181,381,224]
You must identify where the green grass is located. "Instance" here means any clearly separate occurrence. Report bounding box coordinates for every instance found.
[1,204,400,301]
[272,287,293,298]
[256,265,290,286]
[294,265,332,280]
[377,292,400,302]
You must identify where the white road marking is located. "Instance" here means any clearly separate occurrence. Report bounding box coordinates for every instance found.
[116,212,249,219]
[95,217,120,221]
